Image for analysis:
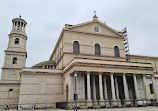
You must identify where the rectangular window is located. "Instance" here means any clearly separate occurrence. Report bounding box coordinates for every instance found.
[149,84,154,94]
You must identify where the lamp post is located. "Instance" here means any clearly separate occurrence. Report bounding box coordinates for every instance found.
[74,73,78,111]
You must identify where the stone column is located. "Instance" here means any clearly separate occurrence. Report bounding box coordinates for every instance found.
[24,24,26,32]
[87,72,91,101]
[104,76,109,107]
[23,55,26,67]
[123,73,130,106]
[10,54,13,67]
[99,72,104,106]
[14,21,17,30]
[17,54,20,67]
[115,76,121,107]
[92,75,96,100]
[123,74,129,99]
[142,75,148,100]
[104,76,108,99]
[99,73,104,100]
[111,73,116,100]
[115,77,119,100]
[20,22,22,30]
[69,74,76,108]
[133,74,140,101]
[87,72,92,107]
[110,73,117,106]
[151,75,157,100]
[17,21,20,30]
[12,22,15,30]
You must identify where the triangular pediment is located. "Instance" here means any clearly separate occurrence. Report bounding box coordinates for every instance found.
[65,20,123,38]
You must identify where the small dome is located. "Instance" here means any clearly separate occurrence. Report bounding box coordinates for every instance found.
[12,16,27,24]
[32,60,56,69]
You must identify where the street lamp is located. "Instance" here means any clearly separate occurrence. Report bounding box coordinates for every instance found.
[74,73,78,111]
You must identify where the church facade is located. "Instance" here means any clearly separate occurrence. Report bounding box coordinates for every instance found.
[0,15,158,109]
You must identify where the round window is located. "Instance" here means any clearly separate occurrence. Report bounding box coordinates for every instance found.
[94,27,99,32]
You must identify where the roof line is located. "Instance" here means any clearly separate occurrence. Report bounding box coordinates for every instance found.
[67,19,123,37]
[129,54,158,59]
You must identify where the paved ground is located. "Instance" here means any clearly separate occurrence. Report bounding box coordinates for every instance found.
[1,106,158,111]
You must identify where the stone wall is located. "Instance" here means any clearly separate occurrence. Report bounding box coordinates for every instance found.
[0,81,20,108]
[18,72,63,109]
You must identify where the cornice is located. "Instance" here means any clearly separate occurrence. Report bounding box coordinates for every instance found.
[63,28,123,39]
[9,32,27,40]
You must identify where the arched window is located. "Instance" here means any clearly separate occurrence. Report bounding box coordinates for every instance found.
[114,46,120,57]
[15,38,19,44]
[13,57,17,64]
[95,43,101,55]
[40,81,46,94]
[73,41,80,54]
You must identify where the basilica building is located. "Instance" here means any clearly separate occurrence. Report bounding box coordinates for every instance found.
[0,15,158,109]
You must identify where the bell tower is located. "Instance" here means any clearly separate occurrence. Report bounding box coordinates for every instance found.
[1,16,27,81]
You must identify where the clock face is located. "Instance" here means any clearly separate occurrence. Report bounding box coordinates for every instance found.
[10,71,16,76]
[94,27,99,32]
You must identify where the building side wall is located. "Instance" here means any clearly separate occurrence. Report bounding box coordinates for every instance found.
[18,73,63,109]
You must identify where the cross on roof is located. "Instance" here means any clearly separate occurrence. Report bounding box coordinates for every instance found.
[93,10,97,15]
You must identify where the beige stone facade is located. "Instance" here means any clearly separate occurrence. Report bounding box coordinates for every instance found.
[0,15,158,109]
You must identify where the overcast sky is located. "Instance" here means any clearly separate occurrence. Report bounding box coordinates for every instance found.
[1,0,158,78]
